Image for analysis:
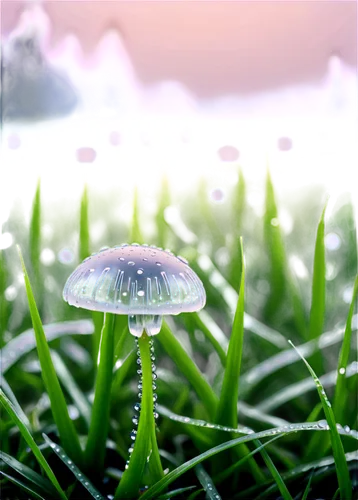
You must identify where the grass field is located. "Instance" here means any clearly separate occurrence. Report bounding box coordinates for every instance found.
[0,170,357,499]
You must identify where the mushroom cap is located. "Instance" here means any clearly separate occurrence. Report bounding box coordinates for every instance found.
[63,244,206,315]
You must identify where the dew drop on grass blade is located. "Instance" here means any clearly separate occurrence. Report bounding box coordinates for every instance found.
[0,388,67,500]
[288,340,352,500]
[43,434,105,500]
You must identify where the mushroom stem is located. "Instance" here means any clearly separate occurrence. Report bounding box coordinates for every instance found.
[85,313,115,476]
[115,332,164,498]
[128,314,162,337]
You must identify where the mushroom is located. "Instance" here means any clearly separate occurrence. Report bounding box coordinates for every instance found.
[63,243,206,337]
[63,243,206,487]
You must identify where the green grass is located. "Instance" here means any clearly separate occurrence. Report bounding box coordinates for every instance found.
[0,173,357,499]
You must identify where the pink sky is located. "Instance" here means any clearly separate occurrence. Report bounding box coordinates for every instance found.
[1,1,356,97]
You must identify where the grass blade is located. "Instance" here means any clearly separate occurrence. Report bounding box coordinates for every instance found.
[0,249,9,344]
[240,345,312,394]
[141,419,350,500]
[85,313,115,476]
[158,322,219,419]
[257,446,293,500]
[42,434,106,500]
[129,186,144,243]
[157,486,196,499]
[301,470,315,500]
[1,451,58,498]
[213,437,281,485]
[17,246,83,466]
[29,179,42,299]
[50,350,91,428]
[333,275,358,422]
[238,450,358,499]
[214,239,264,482]
[0,320,94,374]
[308,195,329,344]
[0,376,31,429]
[79,184,90,262]
[215,237,244,428]
[288,340,352,500]
[0,471,46,500]
[0,388,67,500]
[195,464,221,499]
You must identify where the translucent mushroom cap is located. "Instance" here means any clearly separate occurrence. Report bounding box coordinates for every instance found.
[63,244,206,317]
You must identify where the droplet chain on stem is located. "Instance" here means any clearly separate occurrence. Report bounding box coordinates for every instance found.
[125,337,158,470]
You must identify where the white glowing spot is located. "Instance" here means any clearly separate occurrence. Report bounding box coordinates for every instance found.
[342,288,353,304]
[215,247,230,267]
[247,191,264,208]
[270,218,279,227]
[225,170,238,186]
[165,207,180,224]
[209,186,227,204]
[325,262,337,281]
[121,207,131,219]
[42,224,54,240]
[339,367,346,375]
[40,248,56,266]
[137,290,145,297]
[289,255,309,279]
[325,232,341,251]
[199,257,210,269]
[0,232,13,250]
[244,314,254,328]
[5,285,17,301]
[58,248,74,264]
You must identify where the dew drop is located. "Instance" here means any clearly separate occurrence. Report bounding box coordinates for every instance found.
[138,290,145,296]
[119,257,125,261]
[137,269,144,275]
[130,430,137,441]
[339,367,346,375]
[128,261,135,266]
[318,419,329,429]
[134,403,141,412]
[132,417,139,426]
[344,425,351,433]
[156,262,162,266]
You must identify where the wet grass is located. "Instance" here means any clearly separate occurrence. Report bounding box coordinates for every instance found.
[0,170,357,499]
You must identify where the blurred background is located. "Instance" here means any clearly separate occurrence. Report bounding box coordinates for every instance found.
[1,0,357,171]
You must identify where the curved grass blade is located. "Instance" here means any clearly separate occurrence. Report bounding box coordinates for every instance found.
[288,340,352,500]
[1,451,58,498]
[333,275,358,422]
[257,446,293,500]
[257,360,357,413]
[213,436,281,485]
[42,434,105,500]
[161,405,358,443]
[50,350,91,428]
[238,450,358,500]
[0,471,46,500]
[141,421,346,500]
[195,464,221,500]
[1,320,94,374]
[158,322,219,419]
[301,469,315,500]
[0,389,67,500]
[157,486,196,499]
[17,247,83,466]
[0,376,31,429]
[308,204,327,342]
